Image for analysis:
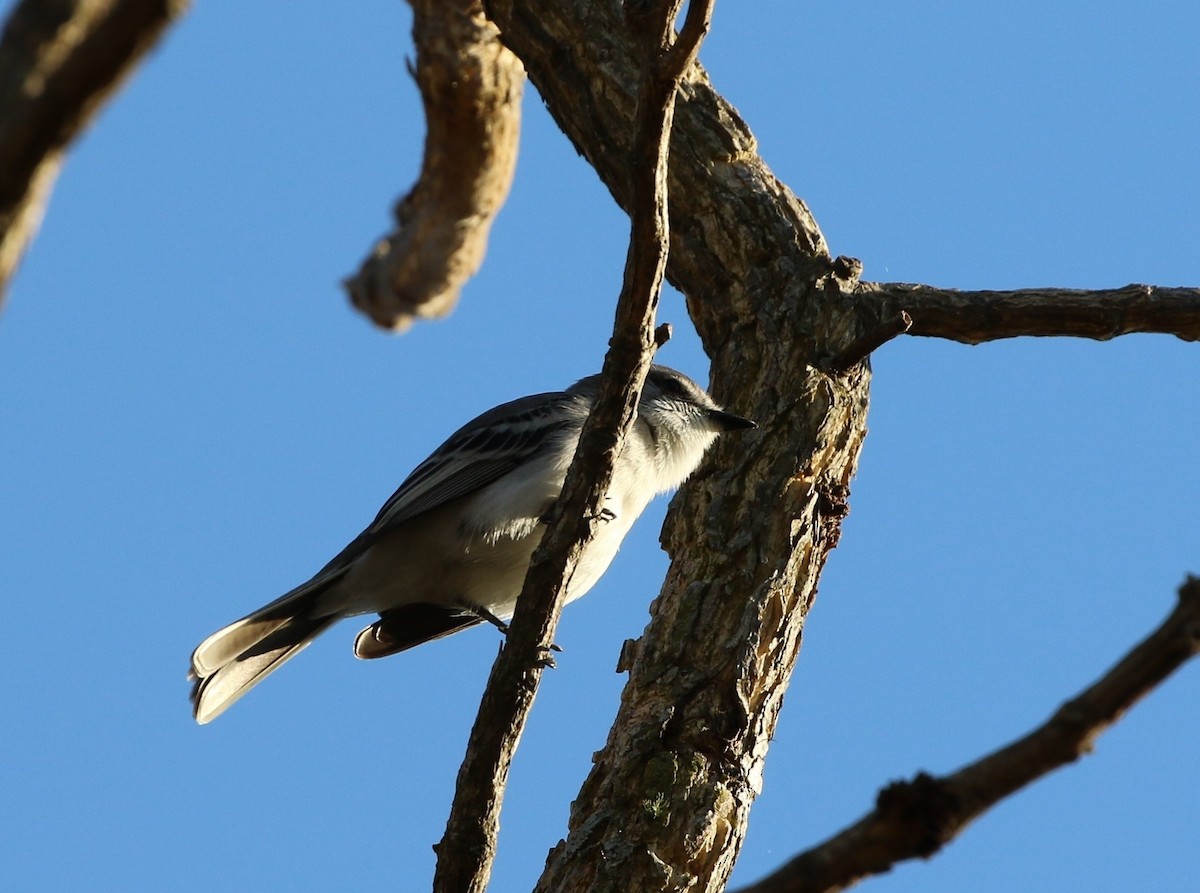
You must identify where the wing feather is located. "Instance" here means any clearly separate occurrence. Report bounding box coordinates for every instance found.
[366,392,580,533]
[306,391,585,578]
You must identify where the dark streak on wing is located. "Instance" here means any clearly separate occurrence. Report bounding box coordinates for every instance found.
[306,392,582,579]
[381,457,521,521]
[369,393,578,530]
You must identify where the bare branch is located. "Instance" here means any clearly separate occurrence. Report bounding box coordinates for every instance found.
[734,576,1200,893]
[429,3,711,890]
[343,0,524,331]
[826,311,911,374]
[855,281,1200,345]
[0,0,187,306]
[660,0,711,82]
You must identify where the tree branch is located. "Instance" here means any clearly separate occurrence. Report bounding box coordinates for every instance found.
[733,576,1200,893]
[484,3,871,891]
[825,311,911,374]
[854,281,1200,345]
[429,3,710,890]
[488,0,832,346]
[0,0,187,306]
[343,0,524,331]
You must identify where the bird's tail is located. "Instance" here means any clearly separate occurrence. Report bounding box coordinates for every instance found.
[189,582,339,724]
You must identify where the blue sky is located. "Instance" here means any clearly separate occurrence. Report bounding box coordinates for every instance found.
[1,1,1197,891]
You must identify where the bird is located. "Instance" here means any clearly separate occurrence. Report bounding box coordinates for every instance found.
[188,365,755,723]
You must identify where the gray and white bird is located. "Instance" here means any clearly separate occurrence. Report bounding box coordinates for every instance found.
[188,365,754,723]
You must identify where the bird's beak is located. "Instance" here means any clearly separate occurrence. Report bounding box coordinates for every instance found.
[708,409,757,432]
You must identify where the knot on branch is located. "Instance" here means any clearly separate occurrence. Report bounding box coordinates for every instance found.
[816,482,850,549]
[816,483,850,520]
[829,255,863,284]
[1174,575,1200,649]
[875,772,961,858]
[1178,575,1200,610]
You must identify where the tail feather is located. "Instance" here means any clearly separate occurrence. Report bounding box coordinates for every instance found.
[189,576,349,723]
[190,614,338,723]
[191,614,295,679]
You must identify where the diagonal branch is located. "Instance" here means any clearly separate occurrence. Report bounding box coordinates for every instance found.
[343,0,524,331]
[0,0,188,306]
[733,576,1200,893]
[487,3,870,891]
[853,281,1200,345]
[429,3,712,891]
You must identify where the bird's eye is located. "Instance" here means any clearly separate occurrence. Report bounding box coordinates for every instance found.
[655,374,689,399]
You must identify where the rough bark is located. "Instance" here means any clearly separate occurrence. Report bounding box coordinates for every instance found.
[484,2,868,891]
[0,0,187,304]
[344,0,524,331]
[733,576,1200,893]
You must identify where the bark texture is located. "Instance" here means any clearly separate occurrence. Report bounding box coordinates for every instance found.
[344,0,524,331]
[0,0,186,303]
[485,2,869,890]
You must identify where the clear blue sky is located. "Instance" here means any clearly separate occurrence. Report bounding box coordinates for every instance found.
[2,2,1197,891]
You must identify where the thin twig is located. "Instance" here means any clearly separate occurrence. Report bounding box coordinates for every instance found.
[430,2,713,891]
[733,576,1200,893]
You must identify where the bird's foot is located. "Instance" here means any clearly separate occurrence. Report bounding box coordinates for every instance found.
[470,605,564,663]
[470,605,510,636]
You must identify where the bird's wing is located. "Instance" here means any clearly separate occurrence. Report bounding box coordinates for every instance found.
[304,392,580,580]
[365,391,578,533]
